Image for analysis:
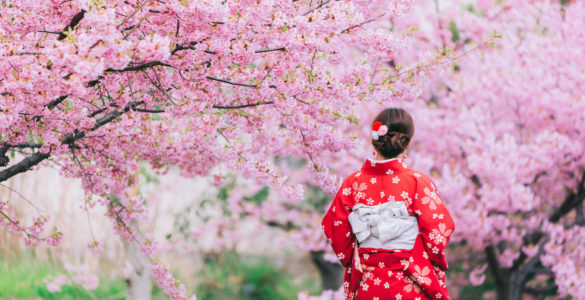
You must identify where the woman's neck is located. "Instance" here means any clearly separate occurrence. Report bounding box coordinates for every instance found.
[375,152,405,161]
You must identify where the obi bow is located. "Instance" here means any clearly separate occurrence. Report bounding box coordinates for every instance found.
[348,201,417,245]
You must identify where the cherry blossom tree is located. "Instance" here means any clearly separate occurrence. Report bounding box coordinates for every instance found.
[5,1,582,299]
[0,0,422,298]
[388,0,585,299]
[255,1,585,299]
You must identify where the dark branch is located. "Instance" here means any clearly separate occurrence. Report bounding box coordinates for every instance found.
[106,61,173,73]
[88,107,107,118]
[212,101,274,109]
[38,30,61,35]
[10,143,42,149]
[549,171,585,222]
[508,172,585,272]
[206,76,258,88]
[340,15,383,34]
[88,77,103,87]
[266,220,298,231]
[61,101,150,144]
[0,101,143,182]
[57,10,86,41]
[133,108,165,113]
[0,152,51,182]
[524,284,557,295]
[510,230,545,271]
[521,249,544,283]
[485,245,506,289]
[302,0,332,16]
[576,202,584,226]
[170,37,214,55]
[45,95,69,109]
[255,47,286,53]
[171,41,200,55]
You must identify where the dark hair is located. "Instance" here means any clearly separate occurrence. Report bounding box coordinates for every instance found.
[371,107,414,159]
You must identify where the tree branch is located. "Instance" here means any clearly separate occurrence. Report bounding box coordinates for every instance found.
[575,202,584,226]
[302,0,332,16]
[524,284,557,295]
[171,39,208,55]
[508,172,585,272]
[255,47,286,53]
[510,230,545,271]
[107,61,173,73]
[265,220,298,231]
[206,76,258,88]
[339,14,384,34]
[57,10,86,40]
[9,143,42,149]
[133,107,165,113]
[212,102,274,109]
[0,151,51,182]
[485,245,506,289]
[116,0,151,30]
[45,94,69,109]
[0,101,143,182]
[549,171,585,222]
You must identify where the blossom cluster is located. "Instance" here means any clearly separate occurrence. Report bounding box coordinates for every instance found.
[45,263,99,293]
[1,2,421,298]
[150,263,196,300]
[381,0,585,297]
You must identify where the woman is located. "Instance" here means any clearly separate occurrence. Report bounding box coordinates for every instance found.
[322,108,455,300]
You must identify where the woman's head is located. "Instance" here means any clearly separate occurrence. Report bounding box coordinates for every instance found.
[371,107,414,159]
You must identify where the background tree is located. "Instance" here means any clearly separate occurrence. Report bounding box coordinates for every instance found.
[246,1,585,299]
[390,0,585,299]
[0,0,422,298]
[5,1,583,299]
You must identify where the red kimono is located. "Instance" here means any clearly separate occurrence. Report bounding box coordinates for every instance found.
[322,158,455,300]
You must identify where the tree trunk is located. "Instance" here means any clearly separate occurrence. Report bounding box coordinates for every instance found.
[123,238,152,300]
[494,271,525,300]
[486,245,527,300]
[310,251,344,290]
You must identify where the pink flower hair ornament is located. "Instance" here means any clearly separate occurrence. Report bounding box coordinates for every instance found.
[372,121,388,140]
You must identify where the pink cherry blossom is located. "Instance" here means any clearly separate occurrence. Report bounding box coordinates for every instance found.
[1,1,584,299]
[45,275,71,293]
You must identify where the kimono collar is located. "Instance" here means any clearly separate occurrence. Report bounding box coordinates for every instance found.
[360,157,409,175]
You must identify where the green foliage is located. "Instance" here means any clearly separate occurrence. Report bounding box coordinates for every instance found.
[455,271,495,299]
[195,253,320,300]
[347,111,360,125]
[139,166,159,184]
[449,21,461,43]
[0,254,126,300]
[301,184,330,211]
[242,186,270,205]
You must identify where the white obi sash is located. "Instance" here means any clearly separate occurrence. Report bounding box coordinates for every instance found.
[348,201,418,250]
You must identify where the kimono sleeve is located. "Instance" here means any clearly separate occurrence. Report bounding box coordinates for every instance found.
[413,173,455,271]
[321,176,356,267]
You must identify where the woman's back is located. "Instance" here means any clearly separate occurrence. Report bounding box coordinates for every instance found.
[347,158,421,252]
[321,108,455,300]
[348,158,418,213]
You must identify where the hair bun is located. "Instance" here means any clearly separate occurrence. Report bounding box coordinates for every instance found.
[370,108,414,158]
[389,132,408,151]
